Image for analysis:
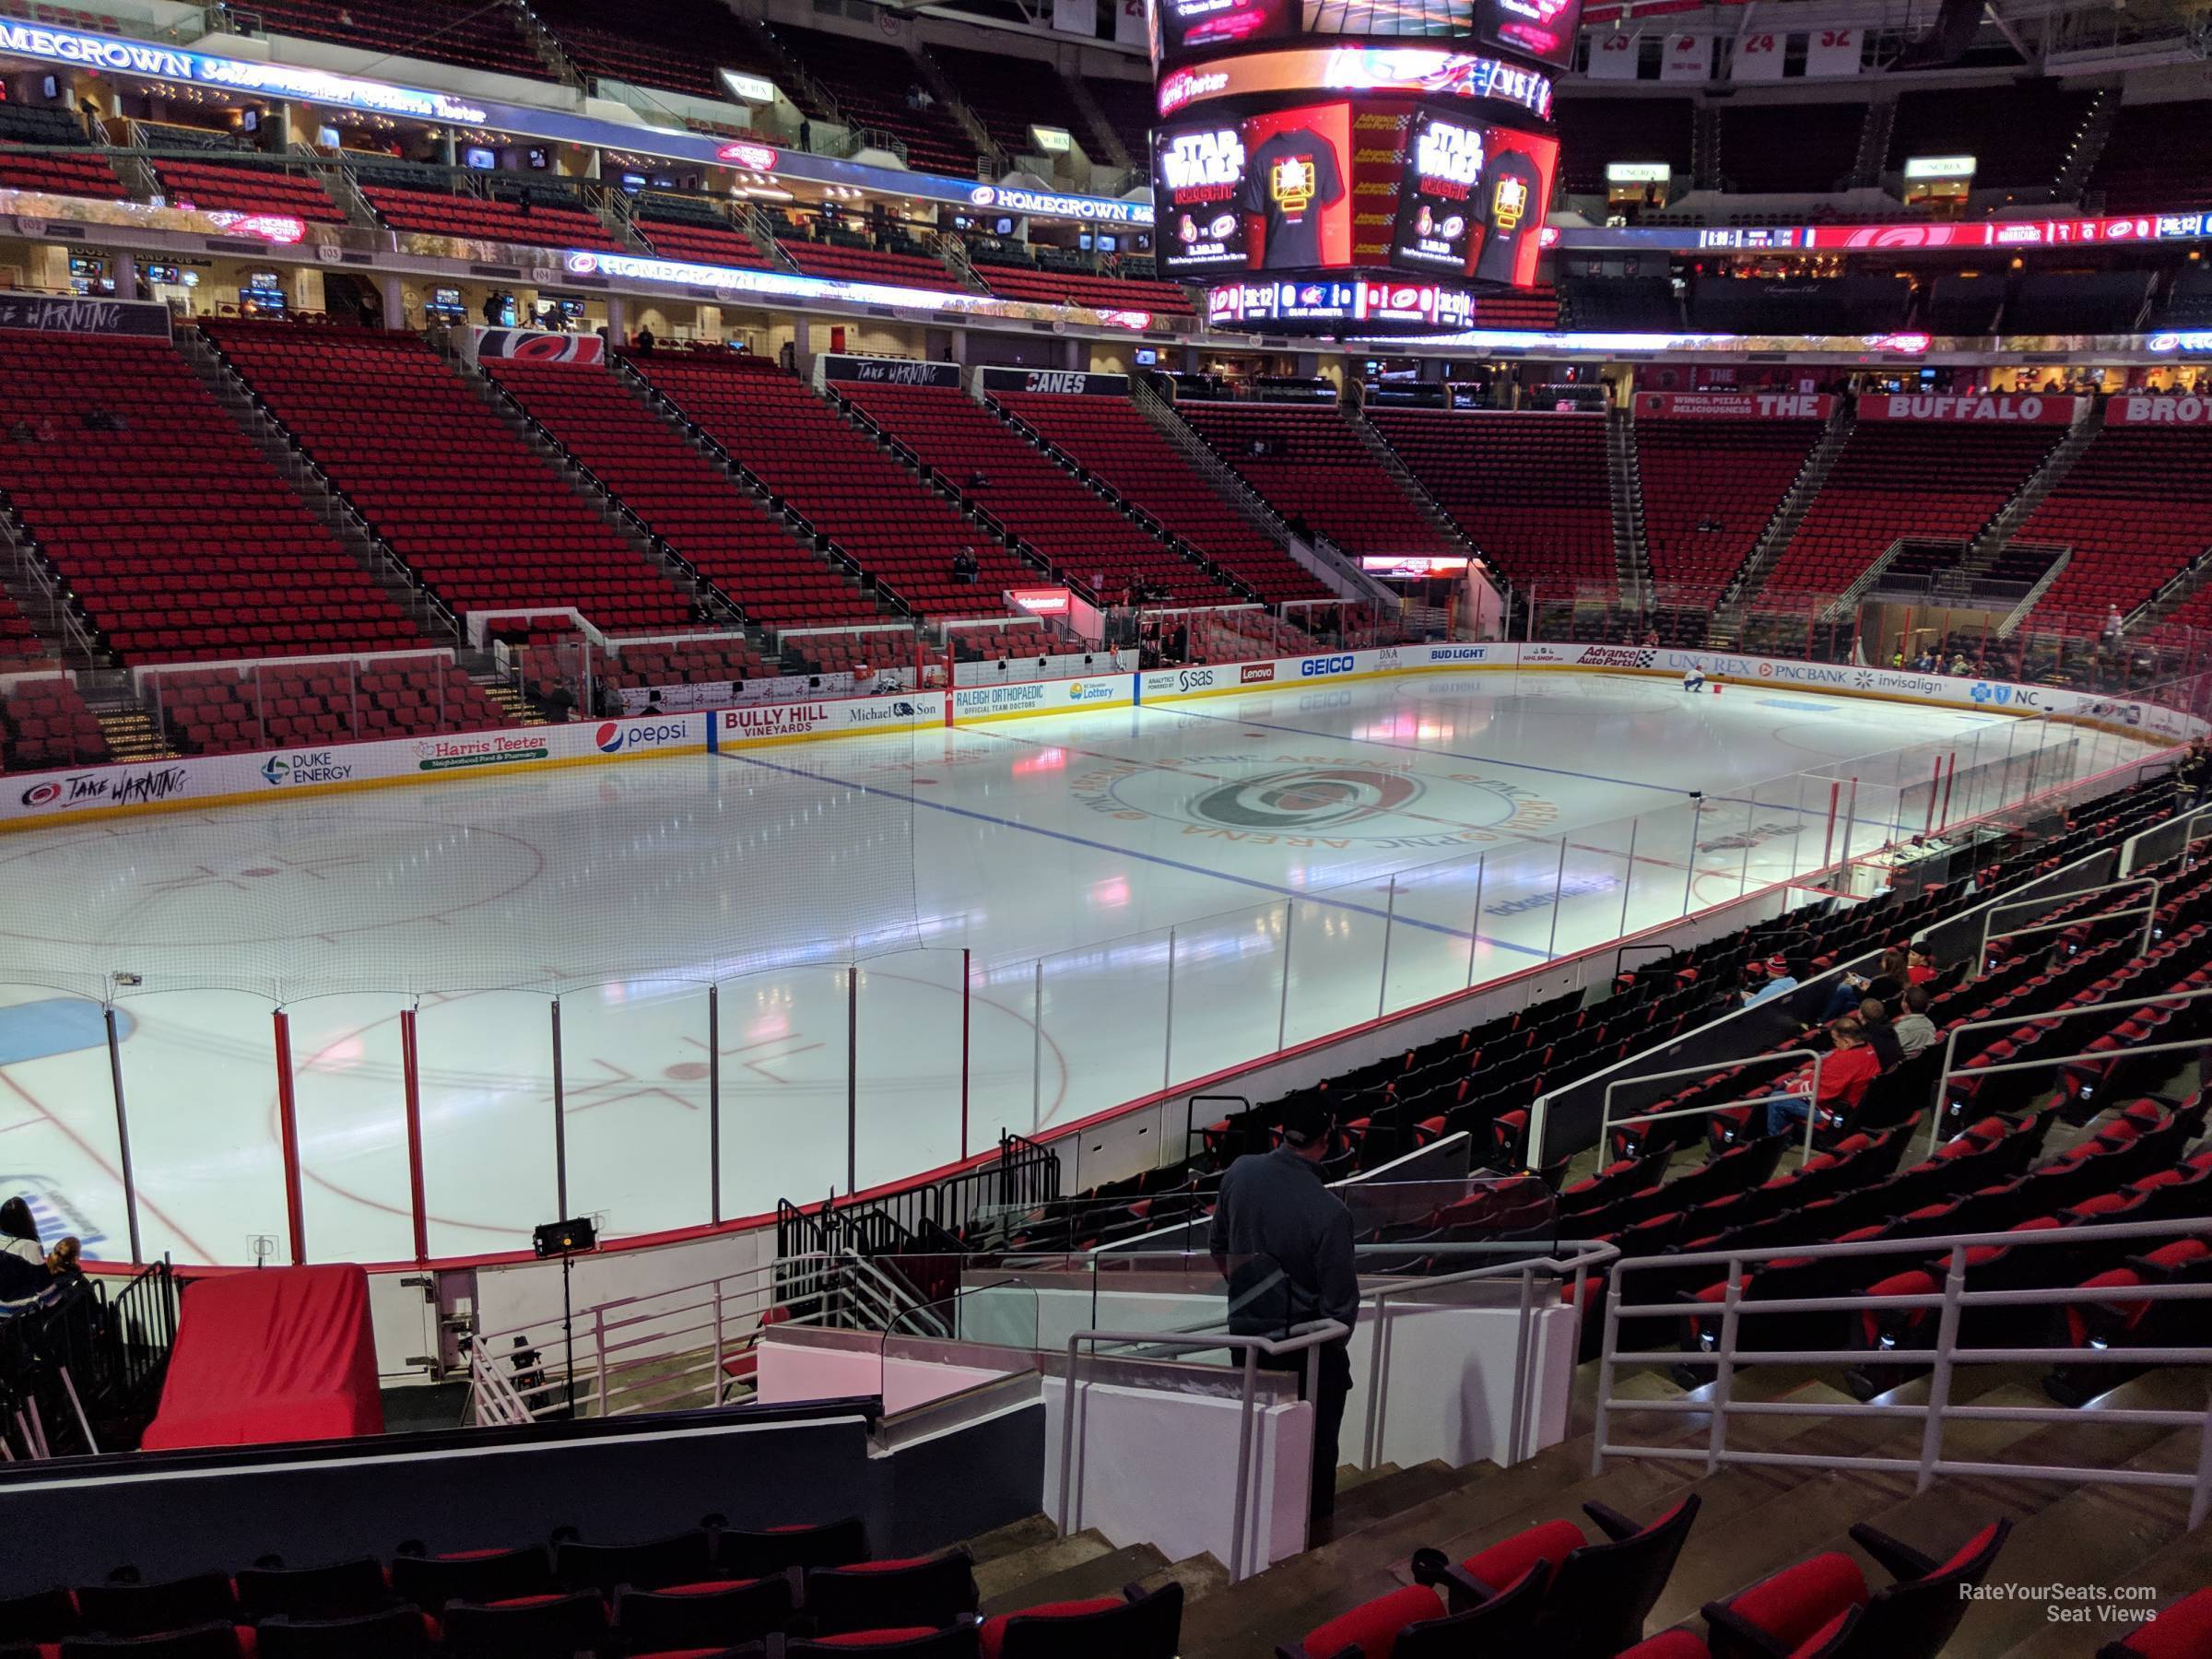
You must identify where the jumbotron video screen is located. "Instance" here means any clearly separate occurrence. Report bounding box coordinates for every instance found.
[1149,0,1571,331]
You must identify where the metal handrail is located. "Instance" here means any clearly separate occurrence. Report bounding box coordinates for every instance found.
[1925,980,2212,1154]
[1599,1048,1830,1163]
[1357,1241,1618,1470]
[2122,800,2212,878]
[1058,1320,1348,1583]
[1592,1216,2212,1529]
[1972,874,2161,979]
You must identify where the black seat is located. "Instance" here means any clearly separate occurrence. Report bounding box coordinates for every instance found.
[990,1582,1182,1659]
[717,1518,868,1578]
[556,1529,717,1595]
[801,1550,977,1636]
[76,1575,238,1640]
[440,1592,607,1659]
[234,1559,393,1624]
[0,1586,80,1644]
[60,1625,244,1659]
[388,1547,553,1613]
[255,1608,431,1659]
[1703,1519,2010,1659]
[612,1576,794,1654]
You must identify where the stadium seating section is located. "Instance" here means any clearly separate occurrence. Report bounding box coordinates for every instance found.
[2093,100,2212,213]
[203,323,693,633]
[627,349,1032,618]
[359,182,625,252]
[1636,413,1826,590]
[0,1518,1185,1659]
[1082,76,1155,164]
[1,674,106,771]
[988,394,1330,601]
[1764,419,2068,594]
[1714,102,1864,194]
[487,355,879,629]
[968,253,1193,317]
[783,234,967,293]
[148,657,512,756]
[926,45,1076,164]
[633,194,775,270]
[1177,403,1459,560]
[531,0,784,100]
[151,158,338,223]
[1553,97,1693,194]
[2021,423,2212,622]
[1367,409,1613,589]
[233,0,549,79]
[1886,82,2092,190]
[0,332,419,663]
[767,26,978,174]
[836,380,1234,604]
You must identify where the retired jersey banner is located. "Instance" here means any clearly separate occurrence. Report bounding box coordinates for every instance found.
[1730,30,1785,81]
[2105,393,2212,427]
[1659,33,1710,81]
[1858,394,2084,424]
[1634,391,1833,419]
[1803,26,1862,76]
[1585,30,1640,79]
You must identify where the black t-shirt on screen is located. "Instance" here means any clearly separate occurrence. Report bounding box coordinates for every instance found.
[1238,127,1347,271]
[1472,148,1544,287]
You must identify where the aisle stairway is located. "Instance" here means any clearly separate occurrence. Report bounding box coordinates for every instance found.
[93,700,175,762]
[1160,1359,2211,1657]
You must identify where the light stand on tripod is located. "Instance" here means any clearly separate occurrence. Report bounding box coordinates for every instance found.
[533,1216,600,1418]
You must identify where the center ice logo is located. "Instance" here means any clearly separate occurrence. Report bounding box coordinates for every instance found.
[1191,767,1422,830]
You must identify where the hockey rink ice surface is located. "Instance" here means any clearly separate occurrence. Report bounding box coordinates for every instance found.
[0,668,2147,1265]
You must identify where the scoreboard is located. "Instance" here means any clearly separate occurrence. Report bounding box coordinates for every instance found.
[1148,0,1571,331]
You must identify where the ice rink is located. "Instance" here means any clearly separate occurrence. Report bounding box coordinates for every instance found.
[0,667,2137,1265]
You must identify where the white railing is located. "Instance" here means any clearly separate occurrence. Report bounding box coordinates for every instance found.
[1971,874,2163,980]
[1355,1240,1618,1469]
[1926,982,2212,1155]
[465,1250,934,1425]
[1058,1319,1347,1583]
[1593,1217,2212,1530]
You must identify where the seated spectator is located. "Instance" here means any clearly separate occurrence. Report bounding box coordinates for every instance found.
[1764,1017,1878,1138]
[1823,945,1908,1019]
[1906,942,1939,986]
[1744,952,1800,1007]
[1892,983,1936,1057]
[0,1196,47,1315]
[1858,997,1904,1072]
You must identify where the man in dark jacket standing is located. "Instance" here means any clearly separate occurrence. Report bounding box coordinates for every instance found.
[1209,1112,1359,1529]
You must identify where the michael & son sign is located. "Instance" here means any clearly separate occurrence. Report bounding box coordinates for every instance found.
[3,646,2194,828]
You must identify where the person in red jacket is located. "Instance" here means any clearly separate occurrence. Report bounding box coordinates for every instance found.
[1764,1018,1880,1139]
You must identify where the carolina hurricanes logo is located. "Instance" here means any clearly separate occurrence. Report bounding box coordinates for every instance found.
[1191,767,1423,829]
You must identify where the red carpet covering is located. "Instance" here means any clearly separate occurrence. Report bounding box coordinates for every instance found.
[142,1265,383,1450]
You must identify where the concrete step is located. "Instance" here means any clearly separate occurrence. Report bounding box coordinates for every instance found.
[978,1540,1170,1618]
[1178,1366,2002,1659]
[961,1513,1059,1568]
[1325,1461,1463,1535]
[1334,1462,1400,1495]
[1990,1517,2212,1658]
[1135,1552,1230,1607]
[971,1528,1115,1606]
[1641,1381,2057,1634]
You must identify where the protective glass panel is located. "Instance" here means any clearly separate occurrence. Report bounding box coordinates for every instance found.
[0,986,130,1265]
[1281,887,1388,1048]
[1035,927,1172,1133]
[559,978,713,1243]
[115,988,284,1267]
[415,990,557,1259]
[288,991,416,1265]
[717,962,849,1220]
[853,948,965,1194]
[1162,900,1288,1084]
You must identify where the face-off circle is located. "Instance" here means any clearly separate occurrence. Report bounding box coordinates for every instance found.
[1073,753,1555,848]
